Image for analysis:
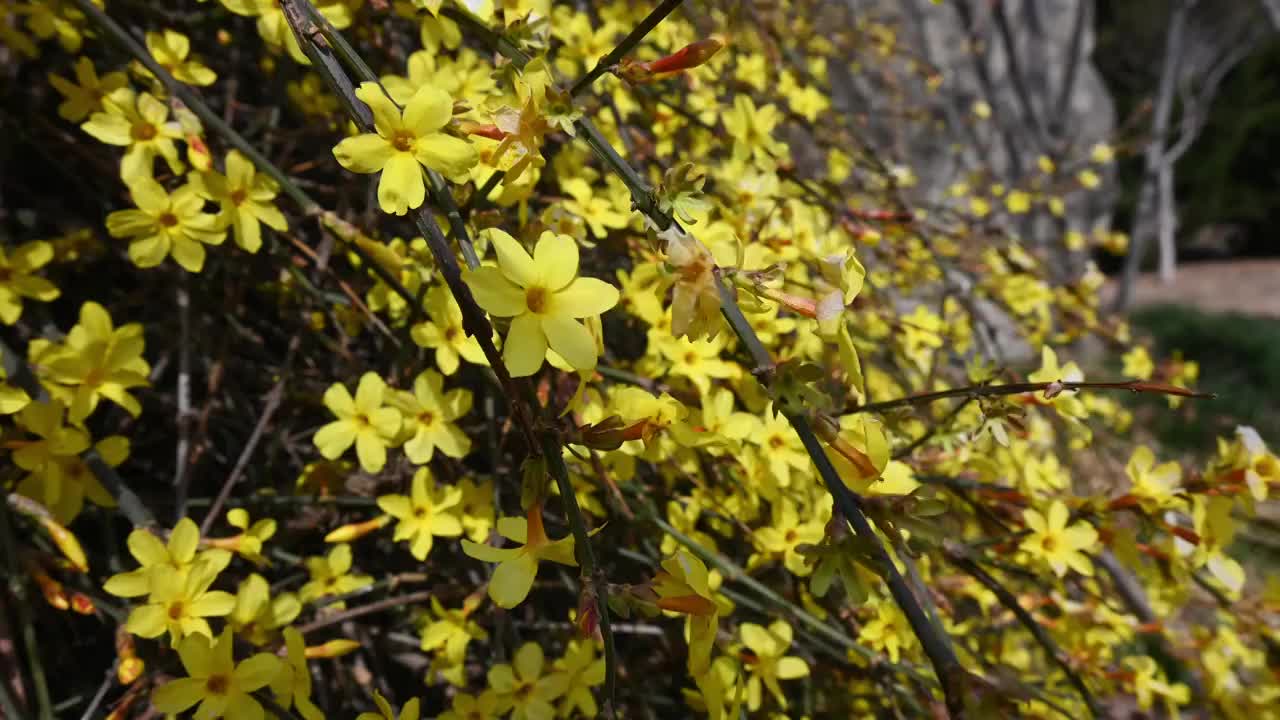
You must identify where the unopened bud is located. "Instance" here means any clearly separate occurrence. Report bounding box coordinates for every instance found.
[324,514,391,543]
[305,639,361,659]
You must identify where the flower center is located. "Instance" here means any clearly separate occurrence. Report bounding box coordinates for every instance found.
[418,411,436,427]
[229,188,248,206]
[769,435,784,449]
[444,326,459,342]
[784,529,798,543]
[391,130,415,152]
[525,286,548,314]
[132,122,157,141]
[205,673,230,695]
[1040,535,1058,553]
[167,600,185,620]
[158,212,179,228]
[413,507,427,518]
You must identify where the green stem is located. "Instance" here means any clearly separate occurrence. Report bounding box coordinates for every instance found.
[944,545,1101,718]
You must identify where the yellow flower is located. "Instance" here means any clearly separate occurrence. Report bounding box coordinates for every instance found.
[1019,500,1097,577]
[0,240,59,324]
[419,595,488,678]
[724,95,786,166]
[738,620,809,710]
[191,150,288,253]
[313,372,402,473]
[299,543,373,603]
[81,87,184,182]
[333,81,478,215]
[1028,346,1087,420]
[1122,346,1154,380]
[750,500,825,576]
[462,229,618,376]
[461,507,578,608]
[1126,446,1183,512]
[228,573,301,646]
[858,602,913,663]
[38,302,151,424]
[652,550,719,676]
[125,557,236,643]
[269,628,324,720]
[378,467,464,560]
[561,177,631,240]
[13,400,122,523]
[140,30,216,86]
[458,476,496,542]
[411,285,488,375]
[152,628,284,719]
[104,517,230,598]
[47,56,127,122]
[555,640,606,717]
[438,691,501,720]
[358,692,421,720]
[391,370,472,463]
[486,642,569,720]
[220,0,356,65]
[106,175,226,272]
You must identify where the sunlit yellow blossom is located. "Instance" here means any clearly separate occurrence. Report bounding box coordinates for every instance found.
[313,372,402,473]
[299,543,373,603]
[140,30,216,86]
[40,301,151,423]
[152,628,284,719]
[0,240,59,325]
[462,229,618,376]
[487,642,569,720]
[390,370,472,463]
[191,150,288,253]
[411,285,488,375]
[125,557,236,643]
[461,508,578,608]
[738,620,809,710]
[106,176,226,272]
[48,56,127,122]
[1019,500,1097,577]
[378,467,463,560]
[81,87,184,182]
[333,82,478,215]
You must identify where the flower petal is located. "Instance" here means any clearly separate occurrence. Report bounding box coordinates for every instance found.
[487,229,537,287]
[403,84,452,133]
[462,266,525,316]
[377,152,426,215]
[552,277,619,318]
[533,232,578,291]
[333,134,396,174]
[489,553,539,608]
[504,314,547,377]
[542,315,596,371]
[414,133,477,179]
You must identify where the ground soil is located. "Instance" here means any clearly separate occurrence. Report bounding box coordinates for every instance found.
[1105,258,1280,317]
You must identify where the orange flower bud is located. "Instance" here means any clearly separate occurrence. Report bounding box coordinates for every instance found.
[643,36,726,76]
[305,639,361,659]
[70,592,96,615]
[324,514,391,543]
[38,517,88,573]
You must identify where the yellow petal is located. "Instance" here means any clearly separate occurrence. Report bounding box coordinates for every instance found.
[503,314,546,377]
[533,232,578,291]
[377,152,426,215]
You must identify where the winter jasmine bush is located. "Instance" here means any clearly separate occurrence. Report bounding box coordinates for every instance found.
[0,0,1274,718]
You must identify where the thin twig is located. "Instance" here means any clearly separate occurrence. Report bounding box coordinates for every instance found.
[847,379,1213,415]
[945,543,1101,718]
[0,499,52,720]
[174,275,193,522]
[569,0,687,96]
[298,590,434,635]
[199,334,299,536]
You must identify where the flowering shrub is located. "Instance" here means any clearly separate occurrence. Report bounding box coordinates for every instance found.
[0,0,1275,718]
